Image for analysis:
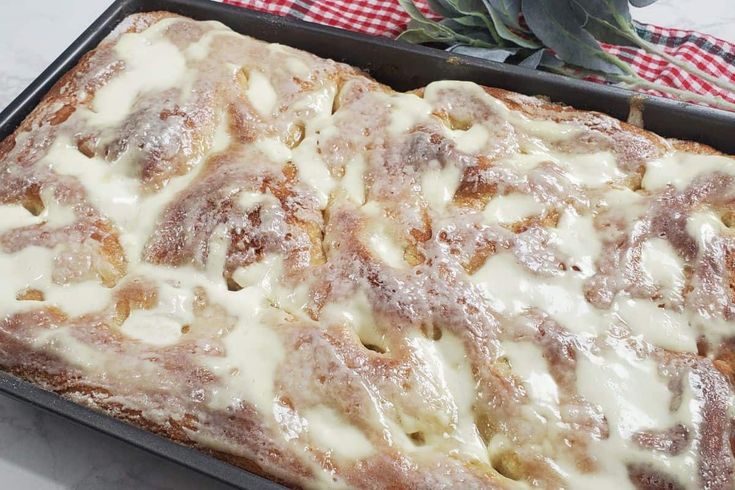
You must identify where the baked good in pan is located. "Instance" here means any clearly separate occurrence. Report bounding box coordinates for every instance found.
[1,11,734,489]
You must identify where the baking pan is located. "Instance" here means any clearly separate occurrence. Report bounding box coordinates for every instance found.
[1,0,734,488]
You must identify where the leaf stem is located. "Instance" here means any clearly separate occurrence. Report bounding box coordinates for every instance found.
[617,75,735,112]
[548,64,735,112]
[572,7,735,99]
[595,15,735,96]
[600,51,638,77]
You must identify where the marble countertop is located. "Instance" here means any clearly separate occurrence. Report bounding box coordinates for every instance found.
[0,0,733,488]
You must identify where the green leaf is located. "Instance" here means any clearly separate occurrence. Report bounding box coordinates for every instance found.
[439,19,498,45]
[398,1,497,48]
[443,0,503,44]
[487,6,541,48]
[629,0,658,6]
[571,0,637,46]
[538,51,566,70]
[518,48,545,68]
[452,0,492,13]
[482,0,522,29]
[399,18,457,43]
[522,0,628,75]
[398,0,443,28]
[427,0,491,21]
[448,44,521,62]
[442,15,489,28]
[426,0,461,17]
[397,28,453,43]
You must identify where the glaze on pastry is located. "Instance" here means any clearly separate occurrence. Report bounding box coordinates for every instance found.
[1,12,734,489]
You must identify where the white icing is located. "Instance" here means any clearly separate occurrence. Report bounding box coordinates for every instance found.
[205,287,285,412]
[46,138,139,228]
[450,124,490,154]
[291,136,335,209]
[564,344,692,489]
[256,137,292,163]
[686,209,725,251]
[211,113,232,153]
[238,191,263,210]
[640,238,686,297]
[302,405,374,461]
[183,22,240,60]
[471,252,605,335]
[503,341,560,415]
[0,245,110,317]
[406,332,487,462]
[386,92,432,135]
[38,187,77,228]
[615,298,696,352]
[205,225,230,282]
[232,254,310,321]
[44,135,207,265]
[119,281,195,346]
[423,81,582,143]
[0,204,42,233]
[601,186,647,224]
[122,263,288,415]
[496,151,551,173]
[32,327,114,371]
[361,201,406,269]
[643,151,735,191]
[556,152,625,188]
[482,193,544,224]
[291,86,335,115]
[420,161,461,213]
[284,56,311,78]
[340,154,366,205]
[89,26,187,126]
[245,70,278,117]
[322,291,385,351]
[550,209,602,276]
[44,281,112,318]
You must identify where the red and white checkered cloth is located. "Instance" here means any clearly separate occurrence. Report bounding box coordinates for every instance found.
[221,0,735,106]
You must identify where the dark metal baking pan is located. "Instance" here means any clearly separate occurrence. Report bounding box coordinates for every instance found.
[1,0,734,489]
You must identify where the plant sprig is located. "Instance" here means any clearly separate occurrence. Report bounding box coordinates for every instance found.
[396,0,735,111]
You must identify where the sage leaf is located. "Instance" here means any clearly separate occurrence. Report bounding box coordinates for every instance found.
[487,6,541,48]
[482,0,522,29]
[450,0,492,14]
[399,18,456,43]
[537,49,568,70]
[444,0,503,43]
[571,0,637,46]
[398,0,494,46]
[522,0,627,75]
[398,0,429,22]
[442,16,489,28]
[518,48,545,68]
[397,28,453,43]
[426,0,461,17]
[448,44,521,62]
[440,20,498,45]
[629,0,658,7]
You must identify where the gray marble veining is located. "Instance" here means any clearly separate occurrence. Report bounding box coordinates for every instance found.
[0,0,732,487]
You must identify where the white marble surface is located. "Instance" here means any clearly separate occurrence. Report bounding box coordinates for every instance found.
[0,0,733,488]
[633,0,735,43]
[0,395,233,489]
